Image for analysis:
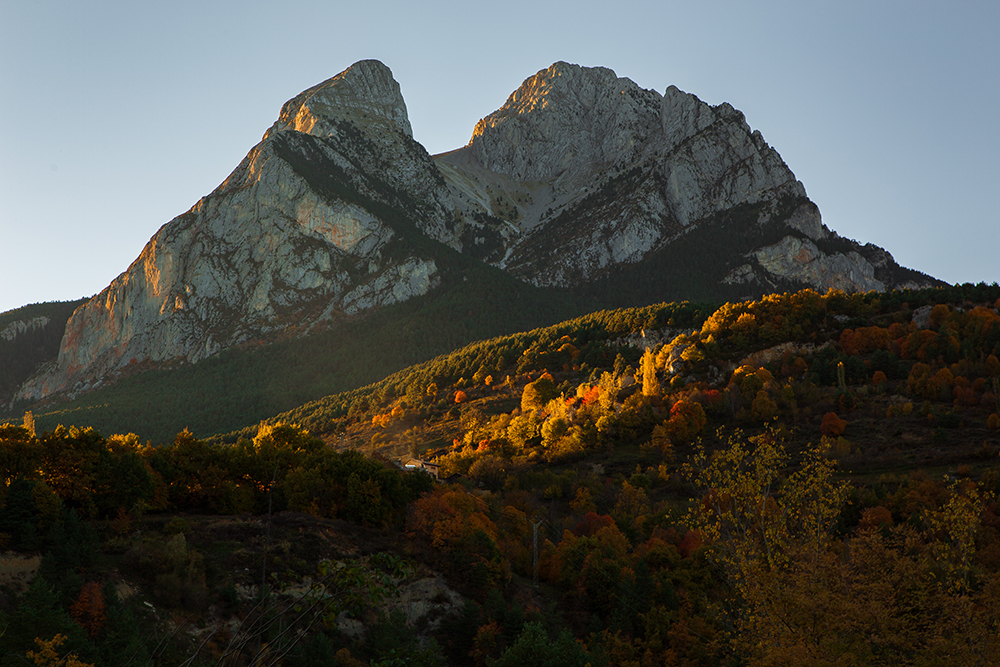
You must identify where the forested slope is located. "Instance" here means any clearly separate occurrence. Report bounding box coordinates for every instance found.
[2,283,1000,666]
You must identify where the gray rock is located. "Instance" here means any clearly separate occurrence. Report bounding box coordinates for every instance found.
[753,236,886,293]
[440,62,813,287]
[1,316,50,342]
[16,61,449,402]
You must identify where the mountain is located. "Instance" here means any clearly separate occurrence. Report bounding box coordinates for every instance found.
[12,60,939,410]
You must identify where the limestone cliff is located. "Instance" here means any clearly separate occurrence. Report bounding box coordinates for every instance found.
[16,61,451,401]
[433,62,898,292]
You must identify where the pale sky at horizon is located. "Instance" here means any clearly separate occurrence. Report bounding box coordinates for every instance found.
[2,0,998,315]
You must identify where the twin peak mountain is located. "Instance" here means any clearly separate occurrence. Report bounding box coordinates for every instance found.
[17,60,938,402]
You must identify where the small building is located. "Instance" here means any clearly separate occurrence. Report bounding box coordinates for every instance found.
[401,458,440,479]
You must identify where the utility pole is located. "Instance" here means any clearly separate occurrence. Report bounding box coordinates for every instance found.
[529,517,545,588]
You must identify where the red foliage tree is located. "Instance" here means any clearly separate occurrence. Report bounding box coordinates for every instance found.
[820,412,847,437]
[580,385,602,406]
[70,581,106,637]
[677,530,703,558]
[572,512,617,537]
[665,399,707,444]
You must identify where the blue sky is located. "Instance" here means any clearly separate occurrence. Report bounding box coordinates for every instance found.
[2,0,997,314]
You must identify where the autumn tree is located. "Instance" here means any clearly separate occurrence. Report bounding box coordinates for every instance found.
[820,411,847,437]
[468,455,508,491]
[69,581,106,637]
[750,389,778,423]
[26,634,94,667]
[641,347,659,398]
[521,374,558,413]
[664,399,706,445]
[408,488,508,596]
[682,430,851,659]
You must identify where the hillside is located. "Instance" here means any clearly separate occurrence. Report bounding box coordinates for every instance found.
[3,284,999,666]
[251,283,1000,478]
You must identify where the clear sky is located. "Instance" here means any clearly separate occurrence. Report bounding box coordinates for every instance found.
[2,0,997,314]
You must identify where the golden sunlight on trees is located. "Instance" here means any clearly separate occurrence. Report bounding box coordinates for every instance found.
[27,635,94,667]
[521,373,558,413]
[641,347,659,398]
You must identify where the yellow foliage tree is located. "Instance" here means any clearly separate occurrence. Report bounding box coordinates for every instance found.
[682,430,851,657]
[27,635,94,667]
[641,347,660,398]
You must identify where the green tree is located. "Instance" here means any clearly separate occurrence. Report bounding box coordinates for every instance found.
[488,622,589,667]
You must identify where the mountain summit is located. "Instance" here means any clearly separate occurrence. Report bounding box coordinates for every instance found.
[438,61,813,287]
[14,60,939,404]
[264,59,414,140]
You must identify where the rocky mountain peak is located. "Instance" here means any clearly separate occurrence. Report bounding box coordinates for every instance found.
[264,59,412,141]
[467,62,662,188]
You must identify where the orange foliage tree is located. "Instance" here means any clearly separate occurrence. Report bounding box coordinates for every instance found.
[408,488,508,595]
[69,581,106,637]
[27,635,94,667]
[665,399,707,445]
[840,326,891,356]
[820,412,847,437]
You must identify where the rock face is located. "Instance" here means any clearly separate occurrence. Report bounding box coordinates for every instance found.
[1,316,50,343]
[15,60,939,402]
[433,62,893,291]
[17,60,453,401]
